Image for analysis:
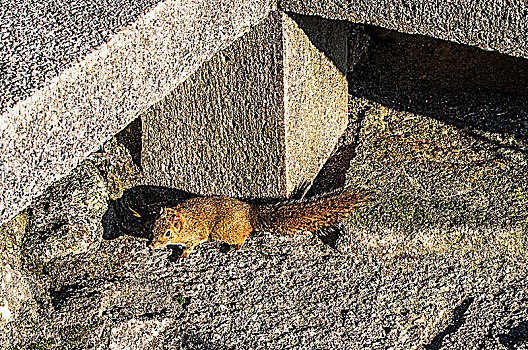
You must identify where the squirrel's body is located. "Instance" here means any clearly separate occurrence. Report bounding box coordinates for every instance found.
[149,190,368,258]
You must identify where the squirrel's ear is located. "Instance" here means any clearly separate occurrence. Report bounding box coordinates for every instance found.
[159,207,164,215]
[172,215,181,227]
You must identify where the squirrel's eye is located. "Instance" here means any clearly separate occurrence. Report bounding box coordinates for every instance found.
[164,230,171,238]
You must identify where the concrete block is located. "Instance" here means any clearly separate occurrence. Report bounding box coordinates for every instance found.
[0,0,273,224]
[279,0,528,60]
[142,11,348,199]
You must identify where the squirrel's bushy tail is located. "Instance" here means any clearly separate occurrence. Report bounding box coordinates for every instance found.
[252,190,369,235]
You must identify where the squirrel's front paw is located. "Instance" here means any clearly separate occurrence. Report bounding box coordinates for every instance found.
[168,245,186,261]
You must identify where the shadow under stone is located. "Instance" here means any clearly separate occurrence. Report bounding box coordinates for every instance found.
[115,117,143,171]
[423,297,475,350]
[102,185,197,241]
[307,106,369,196]
[349,25,528,155]
[498,320,528,349]
[102,182,359,253]
[49,282,101,312]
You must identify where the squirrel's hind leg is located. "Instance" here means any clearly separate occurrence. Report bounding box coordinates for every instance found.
[180,245,199,259]
[232,228,251,251]
[213,224,252,252]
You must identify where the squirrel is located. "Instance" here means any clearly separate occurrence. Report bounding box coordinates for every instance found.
[148,190,369,258]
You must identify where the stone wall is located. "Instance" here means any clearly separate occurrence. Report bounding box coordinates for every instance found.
[2,0,528,225]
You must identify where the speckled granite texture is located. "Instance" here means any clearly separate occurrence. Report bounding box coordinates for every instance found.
[142,11,348,199]
[1,42,527,345]
[0,0,274,224]
[0,0,162,115]
[1,6,527,350]
[280,0,528,60]
[2,0,527,227]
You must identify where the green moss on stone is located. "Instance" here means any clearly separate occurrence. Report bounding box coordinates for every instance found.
[345,99,528,261]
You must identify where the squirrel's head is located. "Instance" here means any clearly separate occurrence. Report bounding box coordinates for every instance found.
[149,208,183,249]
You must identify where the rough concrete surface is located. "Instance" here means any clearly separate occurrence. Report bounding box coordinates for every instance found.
[1,25,527,349]
[0,0,274,224]
[142,11,348,199]
[283,13,348,194]
[142,11,287,200]
[280,0,528,61]
[0,0,162,114]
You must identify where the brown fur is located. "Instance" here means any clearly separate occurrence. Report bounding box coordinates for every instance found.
[150,190,368,258]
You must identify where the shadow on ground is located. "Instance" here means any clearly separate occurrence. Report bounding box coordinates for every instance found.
[498,320,528,350]
[424,297,475,350]
[102,185,196,241]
